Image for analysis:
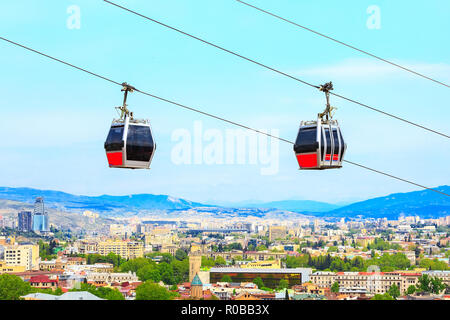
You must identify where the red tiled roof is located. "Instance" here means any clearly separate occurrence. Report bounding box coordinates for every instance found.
[358,272,381,275]
[29,275,57,283]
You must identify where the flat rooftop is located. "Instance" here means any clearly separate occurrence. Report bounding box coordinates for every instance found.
[210,267,312,274]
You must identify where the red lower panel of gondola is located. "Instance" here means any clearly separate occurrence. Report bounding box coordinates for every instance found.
[107,152,123,166]
[296,153,317,168]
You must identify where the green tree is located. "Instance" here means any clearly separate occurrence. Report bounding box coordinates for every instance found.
[120,257,150,273]
[221,275,232,283]
[53,287,63,296]
[158,262,175,285]
[70,283,124,300]
[406,285,416,295]
[135,281,175,300]
[0,274,31,300]
[175,249,187,261]
[331,281,340,293]
[201,256,215,268]
[416,274,446,294]
[38,240,57,260]
[419,258,449,271]
[256,245,267,251]
[253,277,264,289]
[388,284,400,299]
[215,256,226,266]
[277,279,289,290]
[172,259,189,284]
[97,287,125,300]
[136,264,161,282]
[371,293,394,300]
[107,252,125,267]
[327,246,338,253]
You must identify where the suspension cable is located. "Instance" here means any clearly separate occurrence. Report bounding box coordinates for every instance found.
[0,36,448,197]
[236,0,450,89]
[103,0,450,139]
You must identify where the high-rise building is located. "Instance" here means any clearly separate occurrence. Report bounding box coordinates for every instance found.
[269,226,287,241]
[32,197,49,233]
[34,197,44,215]
[18,211,33,232]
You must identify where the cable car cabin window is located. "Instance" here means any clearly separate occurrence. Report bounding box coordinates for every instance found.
[324,128,331,154]
[294,127,318,153]
[339,129,345,161]
[105,125,124,151]
[321,129,325,161]
[332,128,339,155]
[126,125,154,162]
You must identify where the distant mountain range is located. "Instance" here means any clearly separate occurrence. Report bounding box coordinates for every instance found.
[319,186,450,219]
[0,187,206,214]
[233,200,341,213]
[0,185,449,219]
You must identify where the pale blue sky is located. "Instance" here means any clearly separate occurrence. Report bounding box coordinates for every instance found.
[0,0,449,204]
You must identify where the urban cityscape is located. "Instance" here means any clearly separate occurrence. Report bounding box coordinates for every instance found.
[0,190,449,301]
[0,0,449,312]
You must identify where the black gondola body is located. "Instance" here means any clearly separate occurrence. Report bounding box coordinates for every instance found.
[293,82,347,170]
[294,118,346,169]
[104,83,156,169]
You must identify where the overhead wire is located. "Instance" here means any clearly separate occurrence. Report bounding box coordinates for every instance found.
[0,36,448,197]
[236,0,450,89]
[102,0,450,140]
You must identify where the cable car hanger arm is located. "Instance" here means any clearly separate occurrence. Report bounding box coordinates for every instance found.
[117,82,136,120]
[318,81,336,121]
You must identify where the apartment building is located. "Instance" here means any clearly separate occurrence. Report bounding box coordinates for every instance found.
[241,260,281,269]
[0,260,26,273]
[269,226,287,241]
[2,244,39,271]
[77,240,98,255]
[97,240,144,259]
[161,244,177,256]
[310,271,421,294]
[86,271,139,285]
[210,250,286,262]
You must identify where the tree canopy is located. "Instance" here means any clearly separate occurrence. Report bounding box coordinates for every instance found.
[331,282,340,293]
[0,274,31,300]
[135,281,176,300]
[415,274,446,294]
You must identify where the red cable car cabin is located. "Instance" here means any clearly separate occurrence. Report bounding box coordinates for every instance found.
[294,118,346,170]
[104,115,156,169]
